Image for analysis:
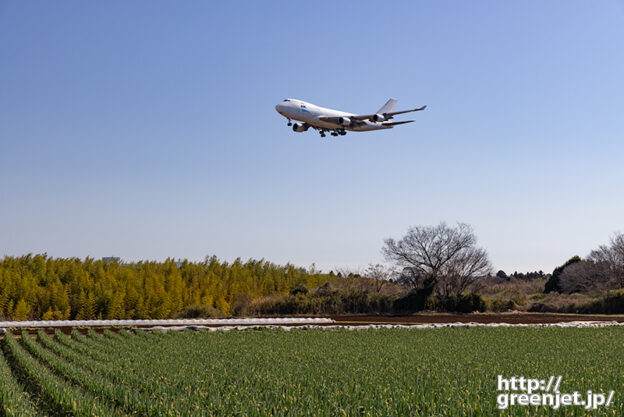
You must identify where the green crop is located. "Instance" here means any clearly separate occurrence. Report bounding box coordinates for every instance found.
[0,326,622,416]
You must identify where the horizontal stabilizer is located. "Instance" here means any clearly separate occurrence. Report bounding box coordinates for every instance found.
[352,105,426,121]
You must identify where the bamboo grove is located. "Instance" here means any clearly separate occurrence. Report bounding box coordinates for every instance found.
[0,254,329,320]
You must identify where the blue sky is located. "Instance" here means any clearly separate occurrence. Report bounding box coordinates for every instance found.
[1,1,623,274]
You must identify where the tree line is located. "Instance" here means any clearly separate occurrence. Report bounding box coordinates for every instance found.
[0,255,328,320]
[544,233,624,295]
[3,223,624,320]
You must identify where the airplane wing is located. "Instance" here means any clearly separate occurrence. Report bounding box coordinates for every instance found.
[382,120,414,126]
[352,105,427,121]
[317,116,366,126]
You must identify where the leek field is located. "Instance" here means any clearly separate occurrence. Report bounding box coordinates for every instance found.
[1,327,622,416]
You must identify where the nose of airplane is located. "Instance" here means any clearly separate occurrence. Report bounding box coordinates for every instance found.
[275,103,282,114]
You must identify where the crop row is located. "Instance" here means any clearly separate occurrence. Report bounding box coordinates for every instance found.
[2,331,124,417]
[2,327,624,416]
[0,340,38,417]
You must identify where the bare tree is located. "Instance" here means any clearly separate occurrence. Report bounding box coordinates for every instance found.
[382,222,492,296]
[558,233,624,294]
[333,265,392,293]
[558,261,612,294]
[589,232,624,288]
[333,267,368,292]
[363,264,390,293]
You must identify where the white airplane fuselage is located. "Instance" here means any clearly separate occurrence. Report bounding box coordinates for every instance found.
[275,99,390,132]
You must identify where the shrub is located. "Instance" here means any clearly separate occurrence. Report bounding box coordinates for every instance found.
[485,298,516,312]
[250,290,396,316]
[290,284,309,296]
[231,294,252,316]
[581,290,624,314]
[527,303,559,313]
[176,304,223,318]
[393,287,435,313]
[437,294,486,313]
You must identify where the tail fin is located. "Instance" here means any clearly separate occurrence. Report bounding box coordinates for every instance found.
[376,98,397,114]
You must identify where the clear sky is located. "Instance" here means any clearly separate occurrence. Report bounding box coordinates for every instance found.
[1,1,623,274]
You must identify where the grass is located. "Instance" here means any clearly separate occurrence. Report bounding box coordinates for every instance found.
[0,327,622,416]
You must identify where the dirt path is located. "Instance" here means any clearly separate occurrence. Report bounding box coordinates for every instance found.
[331,313,624,325]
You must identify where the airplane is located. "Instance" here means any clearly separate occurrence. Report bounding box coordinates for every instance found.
[275,98,426,137]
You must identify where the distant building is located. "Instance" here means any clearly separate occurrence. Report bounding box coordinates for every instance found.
[102,257,121,263]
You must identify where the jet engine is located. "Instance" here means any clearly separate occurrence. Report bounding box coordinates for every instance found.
[292,123,309,132]
[371,114,386,122]
[338,117,351,126]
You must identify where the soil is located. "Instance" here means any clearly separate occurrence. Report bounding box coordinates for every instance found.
[330,312,624,325]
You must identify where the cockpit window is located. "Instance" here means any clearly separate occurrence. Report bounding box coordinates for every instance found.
[283,99,290,102]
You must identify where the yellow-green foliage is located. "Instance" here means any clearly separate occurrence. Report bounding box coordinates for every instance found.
[0,254,329,319]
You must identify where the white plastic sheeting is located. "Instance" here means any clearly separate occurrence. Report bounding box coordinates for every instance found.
[0,317,334,329]
[132,320,624,333]
[2,318,623,332]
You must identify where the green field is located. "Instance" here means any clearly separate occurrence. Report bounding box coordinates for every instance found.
[0,327,622,416]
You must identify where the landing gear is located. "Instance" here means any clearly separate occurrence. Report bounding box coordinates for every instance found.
[287,119,292,127]
[329,129,346,137]
[319,130,326,137]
